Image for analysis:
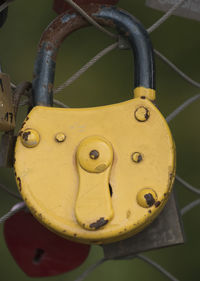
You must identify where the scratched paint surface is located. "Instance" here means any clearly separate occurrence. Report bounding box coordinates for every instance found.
[14,98,175,244]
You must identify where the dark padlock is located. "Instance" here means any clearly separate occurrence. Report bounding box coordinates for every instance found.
[14,4,183,250]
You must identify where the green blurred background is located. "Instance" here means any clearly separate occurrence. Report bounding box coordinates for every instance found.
[0,0,200,280]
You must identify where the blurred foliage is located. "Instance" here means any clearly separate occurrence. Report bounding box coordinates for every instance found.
[0,0,200,280]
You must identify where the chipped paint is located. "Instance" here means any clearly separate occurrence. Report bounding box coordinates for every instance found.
[90,218,109,230]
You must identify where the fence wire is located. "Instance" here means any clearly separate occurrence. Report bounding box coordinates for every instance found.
[0,0,199,281]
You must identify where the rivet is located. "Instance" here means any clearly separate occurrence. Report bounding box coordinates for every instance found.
[135,106,150,122]
[137,188,157,208]
[131,152,143,163]
[89,150,99,160]
[21,129,40,148]
[55,133,66,143]
[77,136,113,173]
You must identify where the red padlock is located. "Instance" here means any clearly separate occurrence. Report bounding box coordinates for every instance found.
[4,211,90,277]
[53,0,119,14]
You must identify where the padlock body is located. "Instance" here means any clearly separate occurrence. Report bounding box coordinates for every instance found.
[0,73,15,131]
[14,98,175,244]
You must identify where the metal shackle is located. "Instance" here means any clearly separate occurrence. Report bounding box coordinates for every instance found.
[32,4,155,107]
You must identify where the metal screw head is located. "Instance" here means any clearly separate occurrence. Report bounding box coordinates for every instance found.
[55,133,66,143]
[137,188,158,208]
[89,150,99,160]
[131,152,143,163]
[135,106,150,122]
[21,129,40,148]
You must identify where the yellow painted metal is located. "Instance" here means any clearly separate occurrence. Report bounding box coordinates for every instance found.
[136,188,158,208]
[76,136,114,230]
[131,152,143,163]
[21,129,40,148]
[14,97,175,244]
[0,73,15,131]
[134,87,156,101]
[77,136,113,173]
[134,106,150,122]
[55,132,66,143]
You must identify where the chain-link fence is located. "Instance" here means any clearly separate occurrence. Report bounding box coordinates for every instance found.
[0,0,200,280]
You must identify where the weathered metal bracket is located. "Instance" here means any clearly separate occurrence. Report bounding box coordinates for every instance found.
[102,191,185,259]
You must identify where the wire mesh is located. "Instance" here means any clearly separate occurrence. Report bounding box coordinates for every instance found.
[0,0,199,281]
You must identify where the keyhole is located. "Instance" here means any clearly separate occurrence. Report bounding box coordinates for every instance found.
[33,248,45,265]
[109,183,113,197]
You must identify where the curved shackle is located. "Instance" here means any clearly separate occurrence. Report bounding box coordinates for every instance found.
[33,4,155,106]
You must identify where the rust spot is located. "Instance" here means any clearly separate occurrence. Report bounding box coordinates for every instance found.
[44,43,53,52]
[73,233,77,237]
[95,164,107,172]
[125,31,130,37]
[38,213,43,219]
[155,201,161,208]
[21,121,26,130]
[126,210,131,219]
[30,206,37,214]
[63,230,66,233]
[18,131,23,136]
[148,210,152,214]
[169,172,173,181]
[144,193,155,207]
[92,240,101,244]
[17,177,22,191]
[48,83,53,93]
[25,116,29,121]
[145,112,149,120]
[22,131,31,141]
[90,217,108,230]
[140,96,146,99]
[38,4,116,61]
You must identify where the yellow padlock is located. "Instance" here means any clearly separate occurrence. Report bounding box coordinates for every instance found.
[14,5,175,244]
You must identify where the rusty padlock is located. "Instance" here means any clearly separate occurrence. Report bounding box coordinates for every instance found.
[0,70,15,131]
[0,82,31,168]
[14,4,176,245]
